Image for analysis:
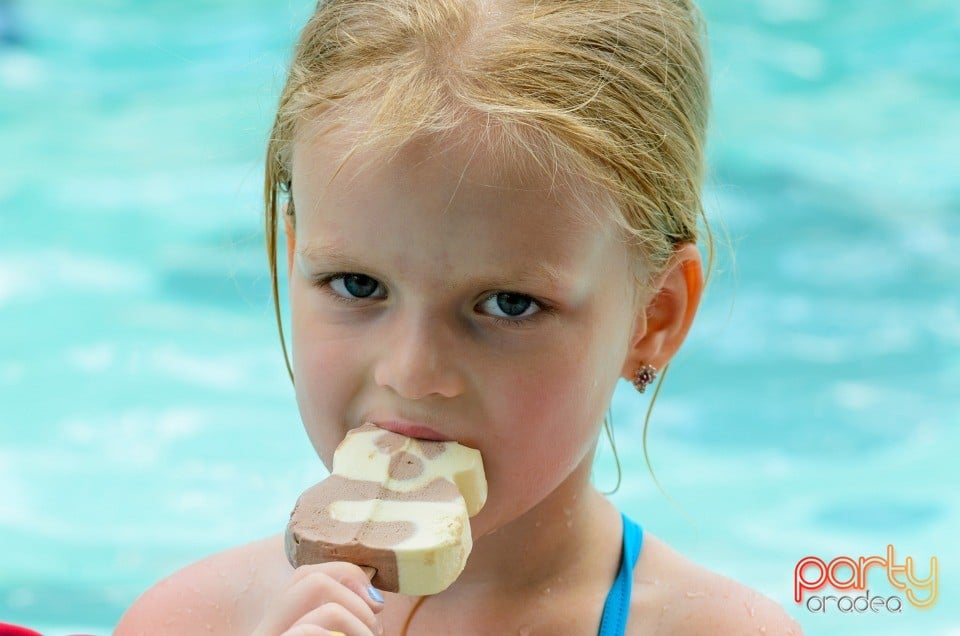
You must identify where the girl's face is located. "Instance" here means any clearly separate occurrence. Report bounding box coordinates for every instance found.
[288,125,643,536]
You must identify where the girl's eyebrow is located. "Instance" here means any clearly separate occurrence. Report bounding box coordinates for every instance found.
[296,241,365,270]
[297,240,572,291]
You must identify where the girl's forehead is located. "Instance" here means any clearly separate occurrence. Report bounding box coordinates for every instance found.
[290,119,614,235]
[294,124,517,188]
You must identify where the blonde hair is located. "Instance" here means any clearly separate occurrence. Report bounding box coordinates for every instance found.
[264,0,713,489]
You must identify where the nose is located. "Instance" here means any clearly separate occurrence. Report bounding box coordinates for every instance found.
[373,314,464,399]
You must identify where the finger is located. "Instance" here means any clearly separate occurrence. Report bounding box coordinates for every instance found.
[259,566,379,634]
[280,626,344,636]
[291,562,385,613]
[281,627,350,636]
[292,602,381,636]
[279,627,331,636]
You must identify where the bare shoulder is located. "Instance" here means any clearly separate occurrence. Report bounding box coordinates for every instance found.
[626,531,804,636]
[115,533,292,636]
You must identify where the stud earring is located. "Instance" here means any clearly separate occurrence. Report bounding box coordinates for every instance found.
[632,364,657,393]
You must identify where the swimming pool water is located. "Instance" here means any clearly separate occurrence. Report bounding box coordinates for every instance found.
[1,1,957,634]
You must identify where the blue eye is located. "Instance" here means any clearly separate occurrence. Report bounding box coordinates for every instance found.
[316,273,385,304]
[480,292,540,319]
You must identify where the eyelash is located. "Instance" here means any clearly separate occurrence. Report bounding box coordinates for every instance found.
[312,273,553,329]
[313,274,371,307]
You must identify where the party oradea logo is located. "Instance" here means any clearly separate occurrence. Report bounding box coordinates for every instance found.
[795,544,938,614]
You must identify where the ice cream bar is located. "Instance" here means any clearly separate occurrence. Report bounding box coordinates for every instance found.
[285,423,487,595]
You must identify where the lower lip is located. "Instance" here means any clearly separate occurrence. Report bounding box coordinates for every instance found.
[371,421,450,441]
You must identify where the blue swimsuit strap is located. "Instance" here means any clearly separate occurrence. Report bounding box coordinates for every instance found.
[597,512,644,636]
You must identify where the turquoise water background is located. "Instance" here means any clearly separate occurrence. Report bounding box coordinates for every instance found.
[1,1,957,634]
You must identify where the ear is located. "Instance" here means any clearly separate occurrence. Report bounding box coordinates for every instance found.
[621,243,704,379]
[283,205,296,278]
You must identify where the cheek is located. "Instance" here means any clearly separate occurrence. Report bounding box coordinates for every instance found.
[290,291,361,463]
[290,281,357,386]
[511,337,611,427]
[481,340,610,478]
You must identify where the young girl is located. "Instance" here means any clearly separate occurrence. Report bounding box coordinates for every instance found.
[118,0,802,634]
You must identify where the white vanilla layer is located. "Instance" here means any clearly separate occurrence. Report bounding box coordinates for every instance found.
[332,426,487,516]
[329,498,473,595]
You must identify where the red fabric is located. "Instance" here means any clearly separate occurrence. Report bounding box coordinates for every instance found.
[0,623,44,636]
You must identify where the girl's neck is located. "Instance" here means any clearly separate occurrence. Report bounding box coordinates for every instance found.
[433,446,623,596]
[380,455,625,634]
[466,465,619,592]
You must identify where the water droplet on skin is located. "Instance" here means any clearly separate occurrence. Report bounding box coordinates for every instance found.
[565,520,573,528]
[517,626,532,636]
[685,591,706,598]
[758,627,767,635]
[743,601,755,617]
[563,507,572,516]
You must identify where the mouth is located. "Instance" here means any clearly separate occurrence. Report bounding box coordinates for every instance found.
[366,420,451,442]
